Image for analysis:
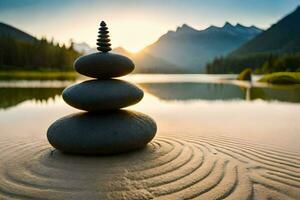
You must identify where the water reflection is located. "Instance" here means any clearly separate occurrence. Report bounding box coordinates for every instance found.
[1,80,300,110]
[250,86,300,103]
[140,82,300,103]
[0,87,64,109]
[139,82,245,101]
[0,77,300,151]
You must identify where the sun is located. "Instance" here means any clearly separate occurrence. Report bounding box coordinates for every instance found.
[108,19,165,54]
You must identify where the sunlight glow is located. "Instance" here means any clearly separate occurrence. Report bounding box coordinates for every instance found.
[1,0,298,52]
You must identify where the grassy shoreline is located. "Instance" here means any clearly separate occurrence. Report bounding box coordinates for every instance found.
[259,72,300,84]
[0,70,78,80]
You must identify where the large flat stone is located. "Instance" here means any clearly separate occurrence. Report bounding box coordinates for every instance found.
[74,52,134,78]
[47,110,157,154]
[62,79,143,111]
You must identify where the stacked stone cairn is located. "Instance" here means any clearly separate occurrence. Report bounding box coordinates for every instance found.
[47,21,157,154]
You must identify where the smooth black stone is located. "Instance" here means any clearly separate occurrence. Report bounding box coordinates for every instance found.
[74,52,134,78]
[96,42,111,47]
[62,79,143,111]
[97,47,112,52]
[99,27,108,31]
[100,21,106,26]
[97,38,110,42]
[98,30,109,34]
[47,110,157,154]
[98,34,109,38]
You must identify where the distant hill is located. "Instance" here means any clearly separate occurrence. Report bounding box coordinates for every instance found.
[0,22,36,43]
[0,22,79,71]
[231,6,300,56]
[143,22,262,72]
[113,47,185,73]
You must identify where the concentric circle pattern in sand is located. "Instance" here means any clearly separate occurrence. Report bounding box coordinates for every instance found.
[0,135,299,200]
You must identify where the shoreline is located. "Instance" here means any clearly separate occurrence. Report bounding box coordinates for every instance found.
[0,70,78,80]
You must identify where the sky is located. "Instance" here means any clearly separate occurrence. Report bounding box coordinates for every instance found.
[0,0,299,52]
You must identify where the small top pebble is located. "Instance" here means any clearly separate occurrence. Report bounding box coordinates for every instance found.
[74,21,135,79]
[97,21,112,53]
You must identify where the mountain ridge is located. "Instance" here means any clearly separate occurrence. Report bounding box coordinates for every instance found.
[143,22,262,72]
[77,22,263,73]
[0,20,263,74]
[0,22,36,43]
[112,47,186,73]
[205,6,300,74]
[231,6,300,56]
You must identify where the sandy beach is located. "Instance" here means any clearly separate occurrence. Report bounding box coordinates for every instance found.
[0,133,299,199]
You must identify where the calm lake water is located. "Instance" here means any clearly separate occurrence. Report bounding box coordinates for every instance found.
[1,74,300,151]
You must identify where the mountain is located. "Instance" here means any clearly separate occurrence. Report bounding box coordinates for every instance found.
[0,22,79,71]
[71,45,184,73]
[0,20,263,74]
[143,22,262,72]
[73,42,91,54]
[113,47,185,73]
[205,6,300,74]
[0,22,36,43]
[231,6,300,56]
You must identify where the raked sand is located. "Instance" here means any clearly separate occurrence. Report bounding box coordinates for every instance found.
[0,133,299,200]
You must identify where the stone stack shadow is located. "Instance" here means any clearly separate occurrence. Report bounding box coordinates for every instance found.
[47,21,157,154]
